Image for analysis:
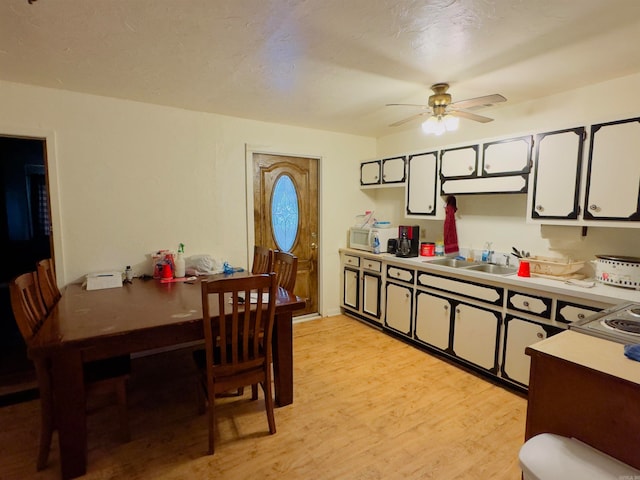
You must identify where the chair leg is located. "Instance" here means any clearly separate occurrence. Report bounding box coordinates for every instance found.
[262,372,276,434]
[207,388,216,455]
[251,384,258,400]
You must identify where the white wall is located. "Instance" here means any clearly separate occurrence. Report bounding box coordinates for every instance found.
[0,80,376,316]
[374,73,640,267]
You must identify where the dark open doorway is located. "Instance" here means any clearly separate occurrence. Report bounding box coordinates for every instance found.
[0,136,51,403]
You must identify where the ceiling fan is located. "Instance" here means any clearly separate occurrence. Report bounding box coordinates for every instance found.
[387,83,506,132]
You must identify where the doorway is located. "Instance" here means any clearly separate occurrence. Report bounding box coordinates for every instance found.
[252,153,319,317]
[0,136,51,401]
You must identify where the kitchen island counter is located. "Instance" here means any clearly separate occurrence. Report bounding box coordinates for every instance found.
[525,330,640,470]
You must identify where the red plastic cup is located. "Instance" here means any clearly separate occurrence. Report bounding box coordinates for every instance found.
[517,260,531,277]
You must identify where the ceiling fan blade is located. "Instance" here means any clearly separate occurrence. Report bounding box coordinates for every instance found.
[451,110,494,123]
[389,112,428,127]
[450,94,506,111]
[386,103,431,109]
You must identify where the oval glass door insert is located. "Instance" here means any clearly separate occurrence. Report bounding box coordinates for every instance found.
[271,174,299,252]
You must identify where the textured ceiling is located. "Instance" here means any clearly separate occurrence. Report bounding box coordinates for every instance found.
[2,0,640,137]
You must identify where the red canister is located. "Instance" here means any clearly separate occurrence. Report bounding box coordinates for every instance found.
[420,242,435,256]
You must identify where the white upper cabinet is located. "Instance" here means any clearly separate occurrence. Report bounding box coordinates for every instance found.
[440,145,478,178]
[381,156,406,184]
[360,160,380,186]
[360,156,406,187]
[530,127,585,220]
[482,136,532,175]
[584,117,640,221]
[440,136,532,195]
[405,151,442,218]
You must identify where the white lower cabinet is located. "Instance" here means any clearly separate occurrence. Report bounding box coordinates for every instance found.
[451,303,500,373]
[414,291,451,351]
[362,271,382,318]
[501,316,563,386]
[341,253,383,325]
[384,281,413,336]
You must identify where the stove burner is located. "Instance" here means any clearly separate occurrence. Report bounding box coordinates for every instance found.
[627,307,640,318]
[602,318,640,336]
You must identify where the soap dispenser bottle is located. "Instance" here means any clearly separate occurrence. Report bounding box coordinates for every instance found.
[481,242,492,263]
[175,243,186,278]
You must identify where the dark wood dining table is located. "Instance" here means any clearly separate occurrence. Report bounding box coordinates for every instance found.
[28,273,305,480]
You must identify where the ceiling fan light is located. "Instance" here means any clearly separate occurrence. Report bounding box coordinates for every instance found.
[421,116,439,134]
[444,114,459,131]
[433,118,446,135]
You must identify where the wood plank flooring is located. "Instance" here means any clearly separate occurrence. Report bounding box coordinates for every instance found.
[0,315,527,479]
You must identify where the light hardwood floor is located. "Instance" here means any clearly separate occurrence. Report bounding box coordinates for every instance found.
[0,315,526,479]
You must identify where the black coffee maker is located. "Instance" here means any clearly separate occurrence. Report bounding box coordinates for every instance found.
[396,225,420,257]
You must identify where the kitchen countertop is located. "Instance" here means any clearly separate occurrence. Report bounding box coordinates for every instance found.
[526,330,640,385]
[340,248,640,305]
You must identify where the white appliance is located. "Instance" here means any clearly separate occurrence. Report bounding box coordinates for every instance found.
[349,226,396,253]
[569,302,640,344]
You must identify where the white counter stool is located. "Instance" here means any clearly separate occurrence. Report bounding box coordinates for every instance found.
[519,433,640,480]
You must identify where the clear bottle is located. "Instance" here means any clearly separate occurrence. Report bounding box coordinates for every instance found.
[372,231,380,254]
[174,243,186,278]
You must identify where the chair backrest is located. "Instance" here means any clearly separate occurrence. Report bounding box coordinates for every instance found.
[201,273,277,380]
[251,245,273,274]
[272,251,298,292]
[9,272,48,342]
[36,258,61,312]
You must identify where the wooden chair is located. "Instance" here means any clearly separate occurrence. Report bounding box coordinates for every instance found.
[36,258,61,312]
[9,272,131,471]
[272,251,298,292]
[251,245,273,274]
[193,273,278,454]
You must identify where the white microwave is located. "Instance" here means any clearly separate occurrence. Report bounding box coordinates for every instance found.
[349,226,397,252]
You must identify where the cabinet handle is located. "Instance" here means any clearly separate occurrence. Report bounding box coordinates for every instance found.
[523,301,530,307]
[535,205,543,212]
[455,308,461,314]
[468,166,473,171]
[405,293,410,299]
[589,204,598,211]
[537,333,544,339]
[485,164,491,170]
[577,313,585,320]
[444,305,449,310]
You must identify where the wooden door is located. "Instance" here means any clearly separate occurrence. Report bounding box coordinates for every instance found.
[253,153,318,316]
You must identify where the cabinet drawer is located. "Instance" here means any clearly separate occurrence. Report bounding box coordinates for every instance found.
[362,258,382,273]
[343,255,360,267]
[556,301,603,324]
[507,291,552,319]
[386,265,415,284]
[416,272,503,306]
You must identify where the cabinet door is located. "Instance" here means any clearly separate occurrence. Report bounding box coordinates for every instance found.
[440,145,478,178]
[584,117,640,221]
[482,136,532,175]
[414,291,451,351]
[381,156,406,184]
[452,303,500,372]
[406,151,439,217]
[384,282,413,336]
[501,316,559,386]
[360,160,381,186]
[362,272,382,319]
[343,268,359,309]
[531,128,584,220]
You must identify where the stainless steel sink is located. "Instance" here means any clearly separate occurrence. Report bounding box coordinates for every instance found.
[463,264,518,275]
[423,258,480,268]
